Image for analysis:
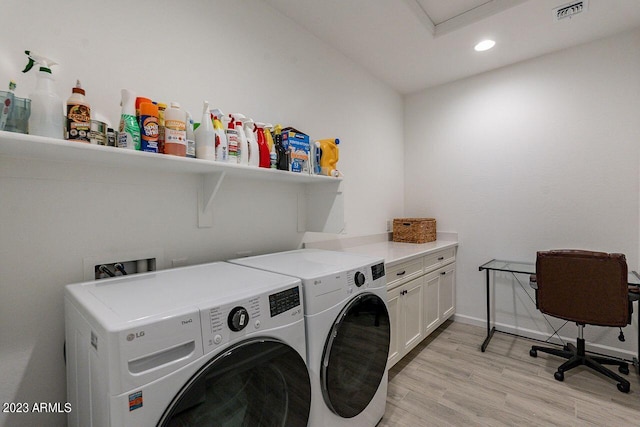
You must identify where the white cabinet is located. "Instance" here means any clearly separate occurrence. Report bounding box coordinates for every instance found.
[387,276,424,368]
[386,246,456,368]
[424,262,456,336]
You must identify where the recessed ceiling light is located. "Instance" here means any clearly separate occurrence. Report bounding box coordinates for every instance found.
[474,39,496,52]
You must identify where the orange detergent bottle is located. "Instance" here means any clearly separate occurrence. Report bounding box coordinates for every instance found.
[315,138,340,177]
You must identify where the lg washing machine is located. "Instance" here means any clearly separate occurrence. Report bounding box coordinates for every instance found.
[64,262,311,427]
[231,249,390,427]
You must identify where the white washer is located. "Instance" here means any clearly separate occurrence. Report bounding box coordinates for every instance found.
[65,262,311,427]
[231,249,390,427]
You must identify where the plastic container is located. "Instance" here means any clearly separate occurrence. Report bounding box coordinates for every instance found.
[244,118,259,167]
[118,89,141,150]
[254,122,271,168]
[185,111,196,158]
[230,113,249,166]
[225,115,239,163]
[157,102,167,153]
[211,108,228,162]
[164,102,187,157]
[66,80,91,143]
[195,101,215,161]
[139,102,159,152]
[315,138,340,177]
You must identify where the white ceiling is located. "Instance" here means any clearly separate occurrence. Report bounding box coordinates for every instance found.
[263,0,640,94]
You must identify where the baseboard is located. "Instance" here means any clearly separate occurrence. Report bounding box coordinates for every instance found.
[453,314,636,361]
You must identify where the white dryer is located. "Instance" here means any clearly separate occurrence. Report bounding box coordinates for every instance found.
[230,249,390,427]
[64,262,311,427]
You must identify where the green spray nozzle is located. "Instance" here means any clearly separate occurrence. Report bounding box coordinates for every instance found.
[22,50,58,74]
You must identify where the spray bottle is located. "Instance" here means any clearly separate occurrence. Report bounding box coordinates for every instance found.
[225,114,239,164]
[22,51,64,138]
[230,113,249,166]
[195,101,215,160]
[243,117,260,167]
[185,111,196,158]
[211,108,228,162]
[118,89,141,150]
[265,123,277,169]
[254,122,271,168]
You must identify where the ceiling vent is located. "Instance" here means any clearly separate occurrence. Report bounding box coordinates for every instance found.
[554,1,587,21]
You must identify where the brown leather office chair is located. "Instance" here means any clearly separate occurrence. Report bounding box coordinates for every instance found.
[529,250,631,393]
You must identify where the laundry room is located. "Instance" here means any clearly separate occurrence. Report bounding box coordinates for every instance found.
[1,0,640,426]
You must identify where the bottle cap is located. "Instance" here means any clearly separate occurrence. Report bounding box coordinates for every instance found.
[72,79,85,95]
[135,97,152,111]
[140,102,158,116]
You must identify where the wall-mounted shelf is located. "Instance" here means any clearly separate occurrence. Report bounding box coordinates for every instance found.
[0,131,344,232]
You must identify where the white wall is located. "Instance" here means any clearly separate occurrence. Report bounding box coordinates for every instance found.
[0,1,404,425]
[405,29,640,357]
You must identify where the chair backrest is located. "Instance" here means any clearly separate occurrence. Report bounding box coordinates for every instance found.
[536,250,629,326]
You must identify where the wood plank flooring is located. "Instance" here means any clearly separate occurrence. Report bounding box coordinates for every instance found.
[380,321,640,426]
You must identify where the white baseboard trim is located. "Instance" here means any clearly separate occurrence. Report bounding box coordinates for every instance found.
[453,314,636,361]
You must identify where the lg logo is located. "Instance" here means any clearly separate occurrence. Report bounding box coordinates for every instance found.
[126,331,145,341]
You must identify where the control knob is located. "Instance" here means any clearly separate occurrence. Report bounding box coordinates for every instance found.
[228,306,249,332]
[354,271,366,287]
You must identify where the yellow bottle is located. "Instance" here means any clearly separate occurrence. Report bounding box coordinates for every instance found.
[315,138,340,177]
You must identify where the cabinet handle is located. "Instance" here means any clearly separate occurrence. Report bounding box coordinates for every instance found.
[441,271,447,275]
[438,257,444,261]
[396,270,406,276]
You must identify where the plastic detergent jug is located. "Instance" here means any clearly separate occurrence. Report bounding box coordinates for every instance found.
[315,138,340,177]
[22,51,64,138]
[164,102,187,156]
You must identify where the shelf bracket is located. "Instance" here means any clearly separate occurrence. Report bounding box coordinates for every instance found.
[198,171,226,228]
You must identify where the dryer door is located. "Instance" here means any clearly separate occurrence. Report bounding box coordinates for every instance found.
[321,293,391,418]
[157,338,311,427]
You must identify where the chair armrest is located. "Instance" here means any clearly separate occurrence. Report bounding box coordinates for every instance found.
[529,274,538,290]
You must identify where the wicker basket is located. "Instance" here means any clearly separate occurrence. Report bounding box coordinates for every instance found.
[392,218,436,243]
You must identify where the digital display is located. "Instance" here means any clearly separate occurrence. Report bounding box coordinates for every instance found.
[269,286,301,317]
[371,263,385,280]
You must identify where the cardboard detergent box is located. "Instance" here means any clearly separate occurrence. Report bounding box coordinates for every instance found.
[282,127,310,173]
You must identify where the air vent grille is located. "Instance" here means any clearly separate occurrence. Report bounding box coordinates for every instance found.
[554,1,587,21]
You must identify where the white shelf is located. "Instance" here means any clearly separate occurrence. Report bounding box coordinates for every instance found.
[0,130,341,184]
[0,130,344,232]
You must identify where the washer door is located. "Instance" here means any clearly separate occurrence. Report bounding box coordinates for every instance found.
[321,293,391,418]
[157,338,311,427]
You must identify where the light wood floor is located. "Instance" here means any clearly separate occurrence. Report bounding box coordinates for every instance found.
[380,320,640,426]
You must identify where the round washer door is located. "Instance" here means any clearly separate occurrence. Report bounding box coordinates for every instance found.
[157,338,311,427]
[321,293,391,418]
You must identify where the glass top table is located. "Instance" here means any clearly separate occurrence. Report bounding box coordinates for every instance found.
[478,259,640,371]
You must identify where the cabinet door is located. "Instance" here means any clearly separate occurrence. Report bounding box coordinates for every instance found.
[402,277,424,354]
[439,263,456,320]
[386,285,402,368]
[424,271,440,336]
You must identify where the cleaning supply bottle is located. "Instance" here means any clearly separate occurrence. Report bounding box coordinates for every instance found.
[66,80,91,143]
[273,124,288,171]
[211,108,228,162]
[118,89,141,150]
[157,102,167,153]
[22,51,64,138]
[254,122,271,168]
[195,101,215,161]
[315,138,340,177]
[230,113,249,165]
[243,117,259,167]
[139,102,159,152]
[225,114,239,164]
[164,102,187,156]
[0,80,16,131]
[135,96,152,125]
[264,123,277,169]
[185,111,196,158]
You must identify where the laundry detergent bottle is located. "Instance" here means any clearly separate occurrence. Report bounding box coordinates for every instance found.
[315,138,340,177]
[22,51,64,138]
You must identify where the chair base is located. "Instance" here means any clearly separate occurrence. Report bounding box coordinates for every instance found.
[530,338,630,393]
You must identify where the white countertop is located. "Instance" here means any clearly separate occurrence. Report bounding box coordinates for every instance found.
[338,239,458,266]
[303,232,458,266]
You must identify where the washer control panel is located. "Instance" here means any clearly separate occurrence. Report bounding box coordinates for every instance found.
[200,284,303,354]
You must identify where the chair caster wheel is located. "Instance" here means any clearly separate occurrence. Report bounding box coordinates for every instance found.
[529,349,537,357]
[617,382,630,393]
[618,365,629,375]
[554,371,564,382]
